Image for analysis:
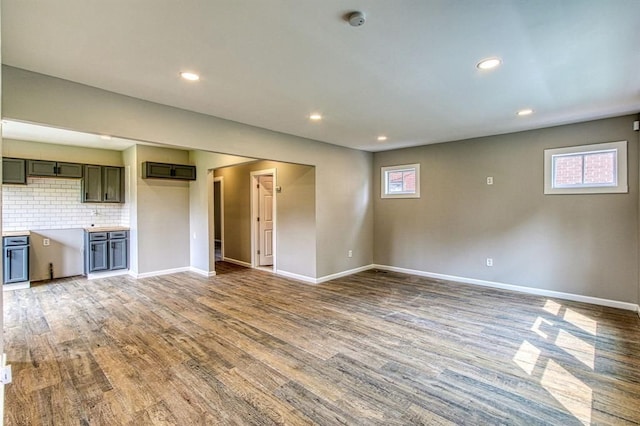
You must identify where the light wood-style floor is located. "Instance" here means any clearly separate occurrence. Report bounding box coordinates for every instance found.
[4,262,640,425]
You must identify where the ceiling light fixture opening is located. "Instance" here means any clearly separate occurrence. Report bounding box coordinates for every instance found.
[309,113,323,121]
[517,108,534,116]
[477,57,501,70]
[100,135,112,140]
[377,136,388,141]
[180,71,200,81]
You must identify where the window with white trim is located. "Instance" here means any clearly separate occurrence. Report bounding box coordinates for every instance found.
[381,164,420,198]
[544,141,627,194]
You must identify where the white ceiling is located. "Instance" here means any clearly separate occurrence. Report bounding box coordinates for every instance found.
[2,0,639,152]
[2,120,139,151]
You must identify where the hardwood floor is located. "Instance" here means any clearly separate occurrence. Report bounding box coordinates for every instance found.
[4,263,640,425]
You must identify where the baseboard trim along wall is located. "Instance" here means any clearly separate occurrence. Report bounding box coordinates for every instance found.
[87,270,130,280]
[275,269,316,284]
[222,257,252,268]
[372,264,639,312]
[132,267,192,279]
[277,265,377,285]
[189,267,216,277]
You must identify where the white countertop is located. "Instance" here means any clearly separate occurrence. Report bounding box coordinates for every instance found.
[2,230,31,237]
[84,226,130,233]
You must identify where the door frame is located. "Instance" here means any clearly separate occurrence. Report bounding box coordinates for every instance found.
[213,176,225,262]
[250,168,277,270]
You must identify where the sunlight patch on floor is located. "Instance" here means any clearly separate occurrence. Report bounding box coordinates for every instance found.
[564,308,597,335]
[541,359,592,426]
[513,340,541,375]
[555,329,595,369]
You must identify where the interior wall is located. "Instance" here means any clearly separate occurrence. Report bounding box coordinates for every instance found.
[188,150,254,275]
[214,160,316,277]
[122,146,138,276]
[3,66,374,279]
[135,145,191,275]
[374,115,639,304]
[3,138,123,165]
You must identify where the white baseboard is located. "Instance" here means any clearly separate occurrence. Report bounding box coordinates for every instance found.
[190,267,216,277]
[132,267,192,279]
[222,257,252,268]
[276,264,374,285]
[2,281,30,291]
[275,269,317,284]
[373,264,639,312]
[315,264,375,284]
[87,270,130,280]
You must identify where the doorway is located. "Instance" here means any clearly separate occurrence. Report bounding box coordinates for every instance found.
[213,177,224,262]
[251,169,276,270]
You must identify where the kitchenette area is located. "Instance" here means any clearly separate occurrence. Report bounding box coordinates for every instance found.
[2,140,130,289]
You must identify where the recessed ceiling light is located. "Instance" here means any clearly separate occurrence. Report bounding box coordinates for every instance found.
[180,71,200,81]
[309,113,323,121]
[100,135,112,140]
[517,108,534,116]
[476,57,501,70]
[377,136,388,141]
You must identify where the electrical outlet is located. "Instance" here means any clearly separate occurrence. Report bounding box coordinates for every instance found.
[1,365,12,384]
[348,250,353,258]
[43,238,50,246]
[486,176,494,185]
[486,258,493,267]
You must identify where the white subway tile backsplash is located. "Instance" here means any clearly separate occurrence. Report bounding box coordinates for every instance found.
[2,177,129,231]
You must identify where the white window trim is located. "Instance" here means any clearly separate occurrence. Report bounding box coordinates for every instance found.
[381,163,420,199]
[544,140,628,195]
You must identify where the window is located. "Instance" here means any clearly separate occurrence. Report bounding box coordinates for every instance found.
[381,164,420,198]
[544,141,627,194]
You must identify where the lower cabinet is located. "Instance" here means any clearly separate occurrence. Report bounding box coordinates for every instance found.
[85,231,128,274]
[3,236,30,284]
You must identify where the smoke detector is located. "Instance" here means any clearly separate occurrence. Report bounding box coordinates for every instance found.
[348,11,366,27]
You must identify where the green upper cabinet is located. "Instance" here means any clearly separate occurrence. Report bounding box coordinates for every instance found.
[83,165,103,202]
[2,158,27,184]
[27,160,83,178]
[142,161,196,180]
[103,166,123,203]
[82,165,124,203]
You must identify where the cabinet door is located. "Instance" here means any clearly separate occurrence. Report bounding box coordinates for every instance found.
[2,158,26,184]
[27,160,57,176]
[173,165,196,180]
[143,162,173,178]
[103,167,123,203]
[4,246,29,284]
[88,241,109,272]
[56,162,83,178]
[83,165,103,202]
[109,239,128,270]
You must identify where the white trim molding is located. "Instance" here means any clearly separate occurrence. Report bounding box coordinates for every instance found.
[131,267,192,279]
[87,270,130,280]
[190,267,216,277]
[373,264,639,312]
[222,257,252,268]
[277,265,374,285]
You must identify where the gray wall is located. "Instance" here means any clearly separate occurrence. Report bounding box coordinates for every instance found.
[188,150,255,275]
[134,145,191,275]
[374,115,639,303]
[3,139,123,165]
[215,160,316,277]
[3,66,374,279]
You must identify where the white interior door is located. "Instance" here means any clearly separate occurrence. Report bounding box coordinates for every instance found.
[258,175,274,266]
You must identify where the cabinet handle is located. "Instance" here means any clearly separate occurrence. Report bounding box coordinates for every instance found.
[111,242,115,249]
[85,193,89,200]
[105,193,108,200]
